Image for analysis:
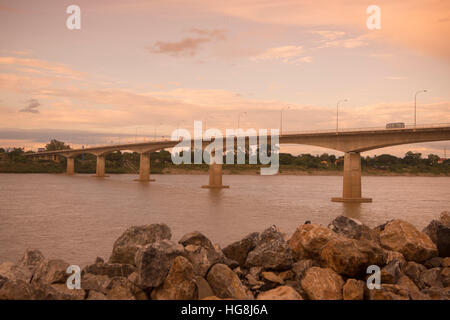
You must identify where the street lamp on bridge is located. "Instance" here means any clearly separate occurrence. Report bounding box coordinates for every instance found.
[280,106,291,136]
[237,112,247,131]
[414,89,428,130]
[336,99,348,134]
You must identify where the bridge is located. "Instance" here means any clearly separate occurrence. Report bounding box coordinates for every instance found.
[28,123,450,203]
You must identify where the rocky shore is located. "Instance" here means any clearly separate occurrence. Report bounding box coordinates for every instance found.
[1,212,449,300]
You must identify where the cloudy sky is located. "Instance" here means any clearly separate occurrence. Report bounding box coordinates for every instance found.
[0,0,449,156]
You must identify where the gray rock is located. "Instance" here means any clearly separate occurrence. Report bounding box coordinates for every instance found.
[105,277,135,300]
[31,259,70,286]
[0,279,36,300]
[292,259,317,280]
[223,232,260,266]
[81,273,111,294]
[17,249,46,274]
[403,261,427,289]
[420,268,443,288]
[134,239,184,289]
[151,256,197,300]
[179,232,225,277]
[381,259,403,284]
[110,224,171,265]
[179,231,214,249]
[195,276,214,299]
[423,220,450,257]
[328,215,379,242]
[206,263,253,300]
[320,238,387,277]
[246,226,294,271]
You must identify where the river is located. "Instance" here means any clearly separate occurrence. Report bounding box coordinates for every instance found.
[0,173,449,266]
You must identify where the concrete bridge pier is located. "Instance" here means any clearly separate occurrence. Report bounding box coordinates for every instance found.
[93,155,109,177]
[202,162,229,189]
[66,157,75,176]
[134,152,155,182]
[332,152,372,203]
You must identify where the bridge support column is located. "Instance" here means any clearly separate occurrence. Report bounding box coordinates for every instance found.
[66,157,75,176]
[134,152,155,182]
[332,152,372,203]
[202,163,229,189]
[93,155,109,177]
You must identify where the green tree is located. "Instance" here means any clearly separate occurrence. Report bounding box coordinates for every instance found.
[45,139,71,151]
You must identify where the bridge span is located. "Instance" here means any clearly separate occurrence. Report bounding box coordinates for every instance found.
[28,123,450,203]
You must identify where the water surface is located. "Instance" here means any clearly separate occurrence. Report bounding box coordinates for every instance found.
[0,173,449,266]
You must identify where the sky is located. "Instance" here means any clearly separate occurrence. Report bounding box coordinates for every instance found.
[0,0,449,157]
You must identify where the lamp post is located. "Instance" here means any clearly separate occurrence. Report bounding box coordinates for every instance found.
[237,112,247,131]
[154,123,161,140]
[280,106,291,135]
[176,121,184,140]
[336,99,348,133]
[414,89,427,130]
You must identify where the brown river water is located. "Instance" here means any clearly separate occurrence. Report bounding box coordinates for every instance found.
[0,173,449,266]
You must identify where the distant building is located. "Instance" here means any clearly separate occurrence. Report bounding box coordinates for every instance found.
[37,148,46,152]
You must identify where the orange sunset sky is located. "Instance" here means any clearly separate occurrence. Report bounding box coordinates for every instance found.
[0,0,449,157]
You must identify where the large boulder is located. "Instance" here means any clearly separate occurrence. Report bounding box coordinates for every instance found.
[288,224,341,260]
[379,219,438,262]
[420,268,443,288]
[178,231,223,277]
[257,286,303,300]
[291,259,317,280]
[422,220,450,257]
[206,264,253,300]
[134,239,184,289]
[31,259,70,286]
[223,232,259,266]
[195,276,215,300]
[17,249,46,274]
[300,267,344,300]
[81,273,111,295]
[110,224,171,265]
[403,261,427,289]
[320,238,386,277]
[151,256,197,300]
[328,216,379,242]
[0,262,31,283]
[342,279,365,300]
[246,226,293,270]
[105,277,135,300]
[0,279,36,300]
[380,259,403,284]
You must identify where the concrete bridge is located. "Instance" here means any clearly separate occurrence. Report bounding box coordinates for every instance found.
[28,123,450,203]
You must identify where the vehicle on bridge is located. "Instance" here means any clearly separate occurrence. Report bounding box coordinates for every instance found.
[386,122,405,129]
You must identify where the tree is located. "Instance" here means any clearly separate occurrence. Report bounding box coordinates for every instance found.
[403,151,421,166]
[45,139,71,151]
[427,154,440,166]
[0,147,4,153]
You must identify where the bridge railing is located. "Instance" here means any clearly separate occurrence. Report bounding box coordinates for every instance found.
[282,122,450,135]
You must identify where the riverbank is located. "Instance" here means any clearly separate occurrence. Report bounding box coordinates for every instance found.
[1,164,449,176]
[1,212,449,300]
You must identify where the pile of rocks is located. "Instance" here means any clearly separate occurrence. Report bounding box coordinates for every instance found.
[0,212,449,300]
